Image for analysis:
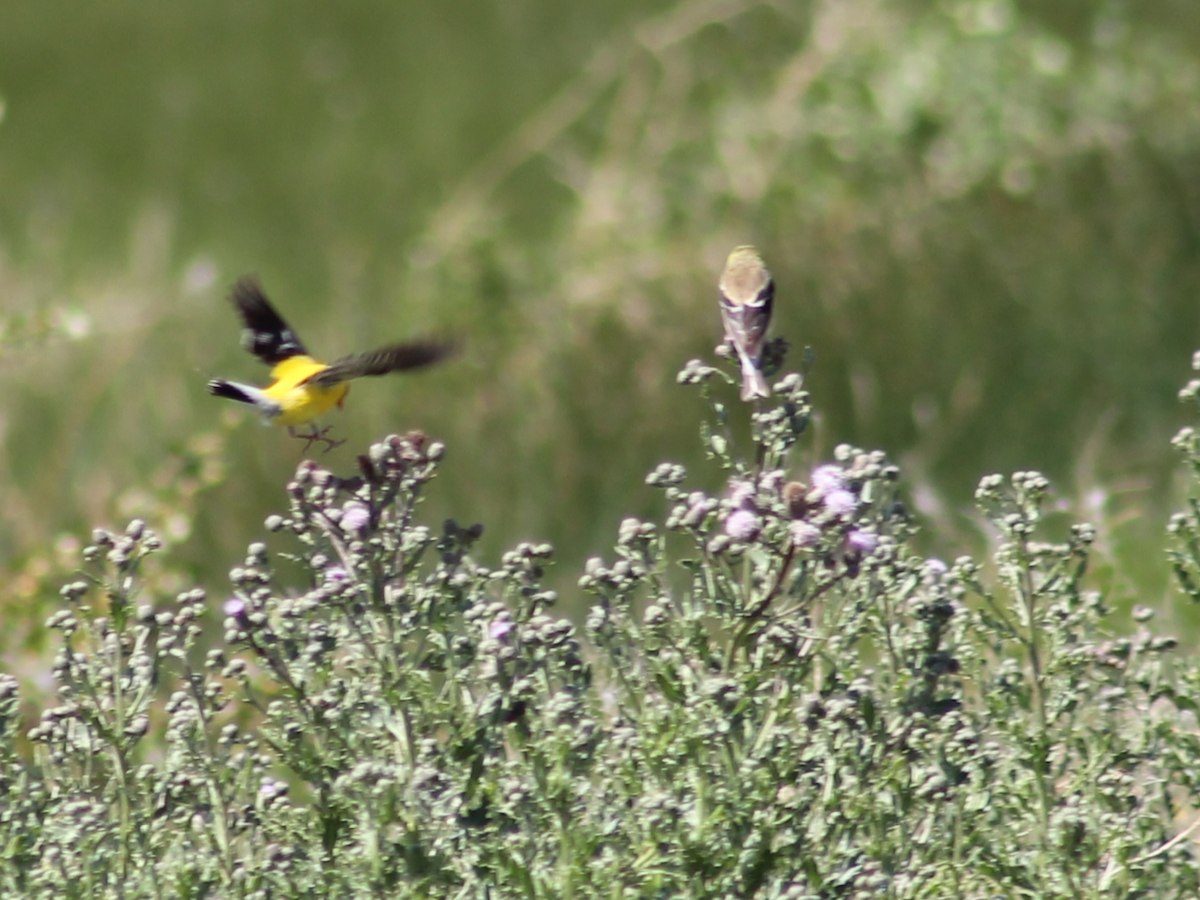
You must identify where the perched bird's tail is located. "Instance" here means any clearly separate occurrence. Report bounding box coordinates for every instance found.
[739,358,770,402]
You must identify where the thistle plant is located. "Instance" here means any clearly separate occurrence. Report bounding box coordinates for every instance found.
[3,341,1200,898]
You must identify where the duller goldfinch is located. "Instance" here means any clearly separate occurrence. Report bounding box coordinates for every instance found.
[718,245,774,401]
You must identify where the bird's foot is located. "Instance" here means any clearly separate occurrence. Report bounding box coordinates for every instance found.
[290,425,346,453]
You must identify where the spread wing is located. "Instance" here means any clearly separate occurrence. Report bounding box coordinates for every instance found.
[230,276,309,366]
[304,338,457,388]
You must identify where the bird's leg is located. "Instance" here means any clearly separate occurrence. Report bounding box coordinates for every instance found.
[287,426,319,453]
[315,426,346,453]
[288,425,345,453]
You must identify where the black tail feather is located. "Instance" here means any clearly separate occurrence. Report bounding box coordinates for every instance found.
[207,379,255,404]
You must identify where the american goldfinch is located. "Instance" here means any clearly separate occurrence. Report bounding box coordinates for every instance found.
[718,245,774,401]
[208,276,454,451]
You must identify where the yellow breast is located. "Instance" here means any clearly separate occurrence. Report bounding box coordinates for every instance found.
[264,356,349,427]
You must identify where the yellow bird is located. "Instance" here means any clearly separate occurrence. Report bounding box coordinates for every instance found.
[208,276,454,451]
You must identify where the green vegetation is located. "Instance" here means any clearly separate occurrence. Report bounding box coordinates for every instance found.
[5,345,1200,897]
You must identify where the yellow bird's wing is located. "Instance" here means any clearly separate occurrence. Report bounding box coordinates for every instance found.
[231,276,310,366]
[304,339,457,388]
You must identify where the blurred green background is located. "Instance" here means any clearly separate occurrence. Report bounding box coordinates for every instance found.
[3,0,1200,656]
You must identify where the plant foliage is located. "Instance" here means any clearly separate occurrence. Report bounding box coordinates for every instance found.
[4,343,1200,898]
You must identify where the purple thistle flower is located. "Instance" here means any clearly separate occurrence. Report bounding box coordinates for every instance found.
[728,480,756,510]
[846,530,879,554]
[791,521,821,548]
[489,617,514,642]
[823,489,858,517]
[341,502,370,534]
[222,600,247,628]
[811,465,845,493]
[725,509,761,541]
